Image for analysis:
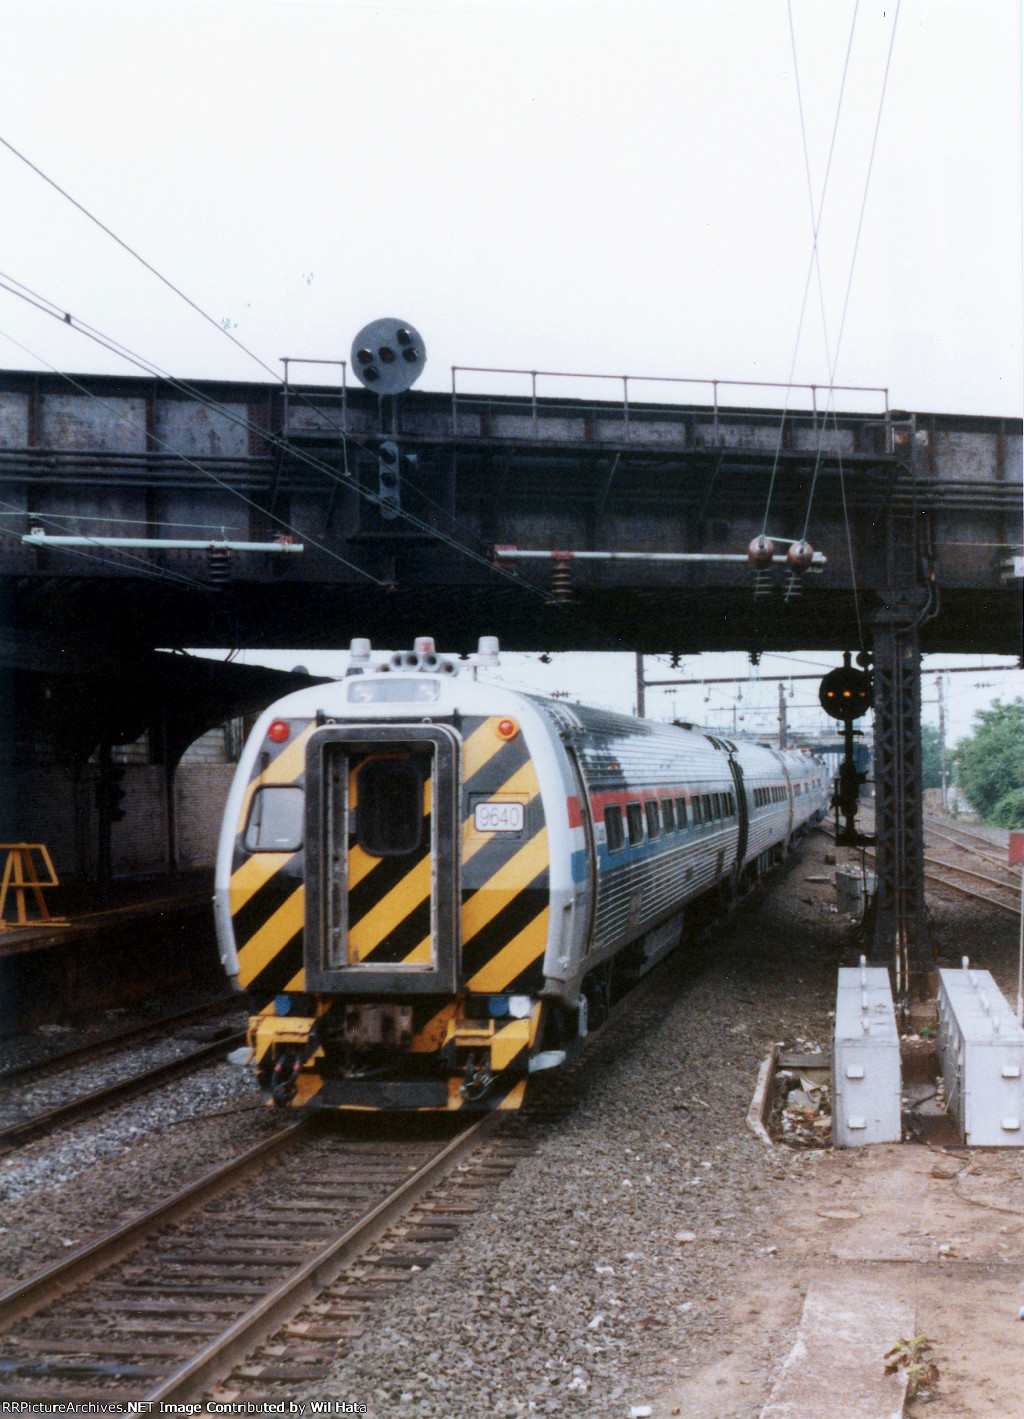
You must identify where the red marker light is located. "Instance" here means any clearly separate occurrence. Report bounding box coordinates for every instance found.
[497,718,519,741]
[268,719,290,744]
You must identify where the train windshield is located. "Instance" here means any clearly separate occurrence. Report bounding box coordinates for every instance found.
[347,678,440,703]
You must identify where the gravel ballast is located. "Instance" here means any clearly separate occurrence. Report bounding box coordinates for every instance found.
[0,828,1018,1417]
[311,831,1020,1418]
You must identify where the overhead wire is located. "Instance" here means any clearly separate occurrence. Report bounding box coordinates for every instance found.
[0,321,390,586]
[0,510,250,535]
[0,495,211,592]
[0,138,629,647]
[0,269,571,608]
[797,1,902,542]
[761,1,860,540]
[0,133,283,383]
[0,123,482,562]
[0,137,555,603]
[784,0,869,647]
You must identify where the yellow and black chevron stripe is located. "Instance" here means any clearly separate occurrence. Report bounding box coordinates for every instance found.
[458,714,549,996]
[343,755,435,968]
[230,720,313,1000]
[232,711,554,1111]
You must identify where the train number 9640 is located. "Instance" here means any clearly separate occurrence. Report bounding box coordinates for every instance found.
[474,800,525,832]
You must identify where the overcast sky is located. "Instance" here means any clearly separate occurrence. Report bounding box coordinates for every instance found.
[1,0,1020,737]
[1,0,1020,415]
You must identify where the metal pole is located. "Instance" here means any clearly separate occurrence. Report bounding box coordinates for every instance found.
[937,672,948,811]
[96,740,112,907]
[22,534,303,552]
[635,652,645,718]
[1018,874,1023,1025]
[778,682,788,749]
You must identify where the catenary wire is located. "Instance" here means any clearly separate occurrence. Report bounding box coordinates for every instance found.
[1,278,637,658]
[0,268,505,570]
[0,271,566,607]
[0,144,630,645]
[0,132,283,383]
[0,322,390,587]
[761,1,860,539]
[0,510,250,534]
[784,0,867,647]
[0,495,211,591]
[799,1,902,542]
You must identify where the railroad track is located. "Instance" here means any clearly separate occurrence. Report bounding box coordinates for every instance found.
[0,1112,521,1403]
[823,814,1020,916]
[0,995,241,1086]
[0,929,692,1404]
[0,1028,248,1155]
[920,813,1015,869]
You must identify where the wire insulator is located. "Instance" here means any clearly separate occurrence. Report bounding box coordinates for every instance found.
[550,556,574,603]
[783,568,803,601]
[207,544,232,587]
[753,567,774,599]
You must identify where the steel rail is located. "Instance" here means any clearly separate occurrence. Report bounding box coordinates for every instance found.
[143,1112,505,1403]
[0,996,240,1085]
[0,1030,248,1154]
[921,817,1015,866]
[922,856,1021,894]
[0,1122,306,1327]
[921,870,1019,916]
[820,822,1019,916]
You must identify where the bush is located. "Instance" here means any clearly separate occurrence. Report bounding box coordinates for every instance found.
[953,698,1024,824]
[989,787,1024,830]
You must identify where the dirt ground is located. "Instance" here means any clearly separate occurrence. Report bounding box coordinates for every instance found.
[658,832,1024,1419]
[659,1142,1022,1417]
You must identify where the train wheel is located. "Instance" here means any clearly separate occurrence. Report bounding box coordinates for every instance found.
[582,969,611,1031]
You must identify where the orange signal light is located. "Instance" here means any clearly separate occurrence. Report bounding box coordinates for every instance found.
[497,718,519,741]
[268,719,290,743]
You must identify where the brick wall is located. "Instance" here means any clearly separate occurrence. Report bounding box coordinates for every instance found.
[0,766,84,874]
[0,763,237,879]
[176,764,236,866]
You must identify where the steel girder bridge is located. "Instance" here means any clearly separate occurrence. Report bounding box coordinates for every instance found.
[0,366,1020,973]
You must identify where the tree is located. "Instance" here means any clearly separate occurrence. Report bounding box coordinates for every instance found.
[952,698,1024,826]
[920,723,944,790]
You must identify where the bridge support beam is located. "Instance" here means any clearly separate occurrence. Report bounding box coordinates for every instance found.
[870,614,931,981]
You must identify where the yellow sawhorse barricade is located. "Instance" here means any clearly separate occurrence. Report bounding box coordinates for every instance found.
[0,843,68,929]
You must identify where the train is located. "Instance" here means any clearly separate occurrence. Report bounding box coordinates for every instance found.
[214,638,827,1112]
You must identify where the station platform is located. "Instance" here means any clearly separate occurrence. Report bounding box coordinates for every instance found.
[0,869,222,1033]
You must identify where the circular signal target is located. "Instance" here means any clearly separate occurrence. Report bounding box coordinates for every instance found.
[351,318,426,394]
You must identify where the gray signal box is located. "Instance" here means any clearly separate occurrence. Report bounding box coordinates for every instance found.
[937,963,1024,1147]
[833,960,902,1147]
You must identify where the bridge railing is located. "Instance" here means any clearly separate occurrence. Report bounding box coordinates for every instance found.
[449,364,893,452]
[280,358,348,437]
[273,356,896,455]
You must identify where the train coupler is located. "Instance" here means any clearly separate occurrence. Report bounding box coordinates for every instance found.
[460,1052,495,1103]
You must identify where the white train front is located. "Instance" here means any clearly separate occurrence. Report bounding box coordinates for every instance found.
[214,639,826,1111]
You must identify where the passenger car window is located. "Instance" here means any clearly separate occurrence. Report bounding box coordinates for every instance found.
[662,798,675,833]
[645,800,661,839]
[675,796,688,828]
[604,805,625,852]
[626,802,644,846]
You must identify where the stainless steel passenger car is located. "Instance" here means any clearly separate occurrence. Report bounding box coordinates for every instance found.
[214,640,826,1111]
